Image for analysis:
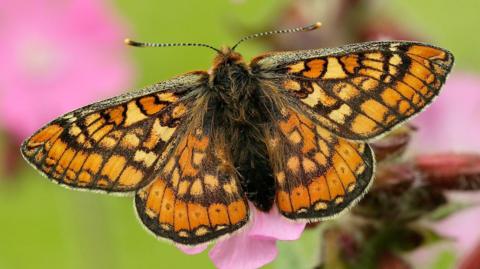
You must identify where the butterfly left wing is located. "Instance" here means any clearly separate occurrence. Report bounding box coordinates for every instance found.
[135,126,249,245]
[252,41,454,140]
[265,108,374,219]
[21,72,208,193]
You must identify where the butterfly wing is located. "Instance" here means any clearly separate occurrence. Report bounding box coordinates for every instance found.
[135,125,249,245]
[251,41,454,140]
[265,108,374,219]
[21,72,208,193]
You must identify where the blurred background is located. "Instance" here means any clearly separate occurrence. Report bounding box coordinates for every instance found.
[1,0,479,268]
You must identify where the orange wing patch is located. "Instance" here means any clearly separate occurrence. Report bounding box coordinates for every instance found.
[135,129,249,246]
[267,109,374,219]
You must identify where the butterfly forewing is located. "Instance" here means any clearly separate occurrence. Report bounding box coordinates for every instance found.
[21,72,208,193]
[265,108,374,219]
[135,126,249,245]
[252,41,454,140]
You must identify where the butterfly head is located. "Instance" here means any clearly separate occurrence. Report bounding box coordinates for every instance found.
[208,46,252,105]
[211,46,244,68]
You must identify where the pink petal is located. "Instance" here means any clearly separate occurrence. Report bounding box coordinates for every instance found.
[407,205,480,268]
[250,206,306,240]
[209,231,277,269]
[0,0,133,139]
[432,205,480,256]
[410,72,480,154]
[176,244,208,255]
[208,205,306,269]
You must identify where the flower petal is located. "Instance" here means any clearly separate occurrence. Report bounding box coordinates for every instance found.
[250,206,306,241]
[432,205,480,255]
[410,72,480,154]
[176,244,208,255]
[208,206,306,269]
[0,0,132,139]
[209,231,277,269]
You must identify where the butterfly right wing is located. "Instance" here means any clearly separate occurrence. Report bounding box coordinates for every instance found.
[265,108,374,220]
[252,41,454,140]
[21,72,208,193]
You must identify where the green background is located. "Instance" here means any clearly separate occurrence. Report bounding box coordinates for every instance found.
[1,0,479,268]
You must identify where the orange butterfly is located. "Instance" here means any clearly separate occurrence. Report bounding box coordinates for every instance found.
[21,23,454,246]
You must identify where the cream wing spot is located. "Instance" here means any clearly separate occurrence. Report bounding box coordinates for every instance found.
[163,157,176,175]
[157,92,178,102]
[177,180,190,196]
[134,151,157,167]
[389,54,402,66]
[124,101,148,127]
[323,57,348,79]
[288,130,302,144]
[284,80,301,91]
[193,152,205,165]
[68,124,82,136]
[288,61,305,73]
[365,52,383,61]
[287,156,300,174]
[190,178,203,196]
[204,174,219,190]
[171,168,180,188]
[311,83,337,107]
[276,171,286,186]
[143,119,175,149]
[303,82,321,107]
[172,103,187,118]
[334,83,360,101]
[121,133,140,149]
[314,152,327,165]
[302,158,317,173]
[222,178,238,195]
[84,113,101,126]
[328,104,352,124]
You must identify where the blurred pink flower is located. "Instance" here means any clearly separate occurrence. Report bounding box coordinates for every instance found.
[409,72,480,154]
[406,72,480,267]
[178,204,306,269]
[0,0,133,140]
[407,197,480,268]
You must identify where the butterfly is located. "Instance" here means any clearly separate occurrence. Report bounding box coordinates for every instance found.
[21,22,454,246]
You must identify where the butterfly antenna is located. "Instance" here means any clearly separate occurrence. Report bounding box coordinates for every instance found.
[231,22,322,51]
[124,39,222,53]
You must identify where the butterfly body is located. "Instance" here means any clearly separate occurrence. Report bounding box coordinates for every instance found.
[21,40,453,245]
[208,47,278,211]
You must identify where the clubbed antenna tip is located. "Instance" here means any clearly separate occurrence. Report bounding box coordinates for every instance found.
[124,38,144,47]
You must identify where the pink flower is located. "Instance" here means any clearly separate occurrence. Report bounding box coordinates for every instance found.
[178,204,306,269]
[406,72,480,267]
[0,0,133,140]
[409,72,480,154]
[407,195,480,268]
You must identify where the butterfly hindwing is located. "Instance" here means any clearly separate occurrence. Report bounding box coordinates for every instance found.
[265,108,374,219]
[21,72,208,193]
[135,126,249,245]
[252,41,454,140]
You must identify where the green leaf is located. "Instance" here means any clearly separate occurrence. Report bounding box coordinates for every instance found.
[427,202,473,221]
[272,226,323,269]
[430,250,456,269]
